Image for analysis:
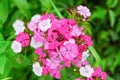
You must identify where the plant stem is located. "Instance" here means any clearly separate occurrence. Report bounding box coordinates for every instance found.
[48,0,63,18]
[89,46,102,66]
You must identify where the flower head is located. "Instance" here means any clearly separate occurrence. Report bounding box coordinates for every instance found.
[30,37,43,49]
[38,18,52,32]
[32,62,43,76]
[11,40,22,53]
[13,20,25,35]
[77,5,91,20]
[16,32,30,47]
[60,43,79,61]
[79,65,94,78]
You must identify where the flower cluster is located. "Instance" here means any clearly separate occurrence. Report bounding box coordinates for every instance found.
[11,5,107,80]
[77,5,91,21]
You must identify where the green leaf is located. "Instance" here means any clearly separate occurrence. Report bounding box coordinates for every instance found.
[107,0,118,8]
[107,76,114,80]
[0,54,6,74]
[91,6,107,21]
[0,22,2,32]
[48,0,63,18]
[109,30,119,41]
[60,68,68,80]
[87,54,95,65]
[109,10,116,27]
[0,0,9,24]
[39,0,51,12]
[0,41,10,54]
[110,50,120,73]
[1,77,12,80]
[11,54,30,69]
[89,46,102,66]
[0,33,4,41]
[12,0,31,19]
[39,75,53,80]
[81,22,92,35]
[116,18,120,33]
[0,59,11,79]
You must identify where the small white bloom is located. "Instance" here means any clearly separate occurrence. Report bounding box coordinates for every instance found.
[81,50,89,62]
[79,65,94,78]
[31,14,41,22]
[30,37,43,49]
[13,20,25,35]
[38,18,52,32]
[11,40,22,53]
[32,62,43,76]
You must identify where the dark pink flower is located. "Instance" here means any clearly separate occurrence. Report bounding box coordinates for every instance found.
[16,32,30,47]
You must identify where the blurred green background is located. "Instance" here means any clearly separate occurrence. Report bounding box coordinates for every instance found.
[0,0,120,80]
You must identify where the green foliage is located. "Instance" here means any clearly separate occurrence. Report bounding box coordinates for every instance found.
[106,0,118,8]
[0,0,9,24]
[109,10,116,27]
[0,54,7,74]
[12,0,31,20]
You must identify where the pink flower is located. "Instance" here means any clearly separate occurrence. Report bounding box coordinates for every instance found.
[33,31,46,44]
[60,43,79,61]
[40,14,56,21]
[81,35,93,46]
[101,72,107,80]
[49,69,61,79]
[46,30,65,49]
[58,18,73,39]
[27,21,38,32]
[38,18,52,32]
[63,38,75,45]
[42,66,48,75]
[46,58,61,69]
[70,25,83,37]
[75,78,81,80]
[16,32,30,47]
[77,5,91,20]
[34,48,46,58]
[92,67,107,80]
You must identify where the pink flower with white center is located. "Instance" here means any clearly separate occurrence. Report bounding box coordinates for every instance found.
[81,50,89,62]
[11,40,22,53]
[32,62,43,76]
[60,43,79,61]
[33,31,46,44]
[79,65,94,78]
[13,20,25,35]
[16,32,30,47]
[27,21,38,32]
[30,37,43,49]
[38,18,52,32]
[77,5,91,20]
